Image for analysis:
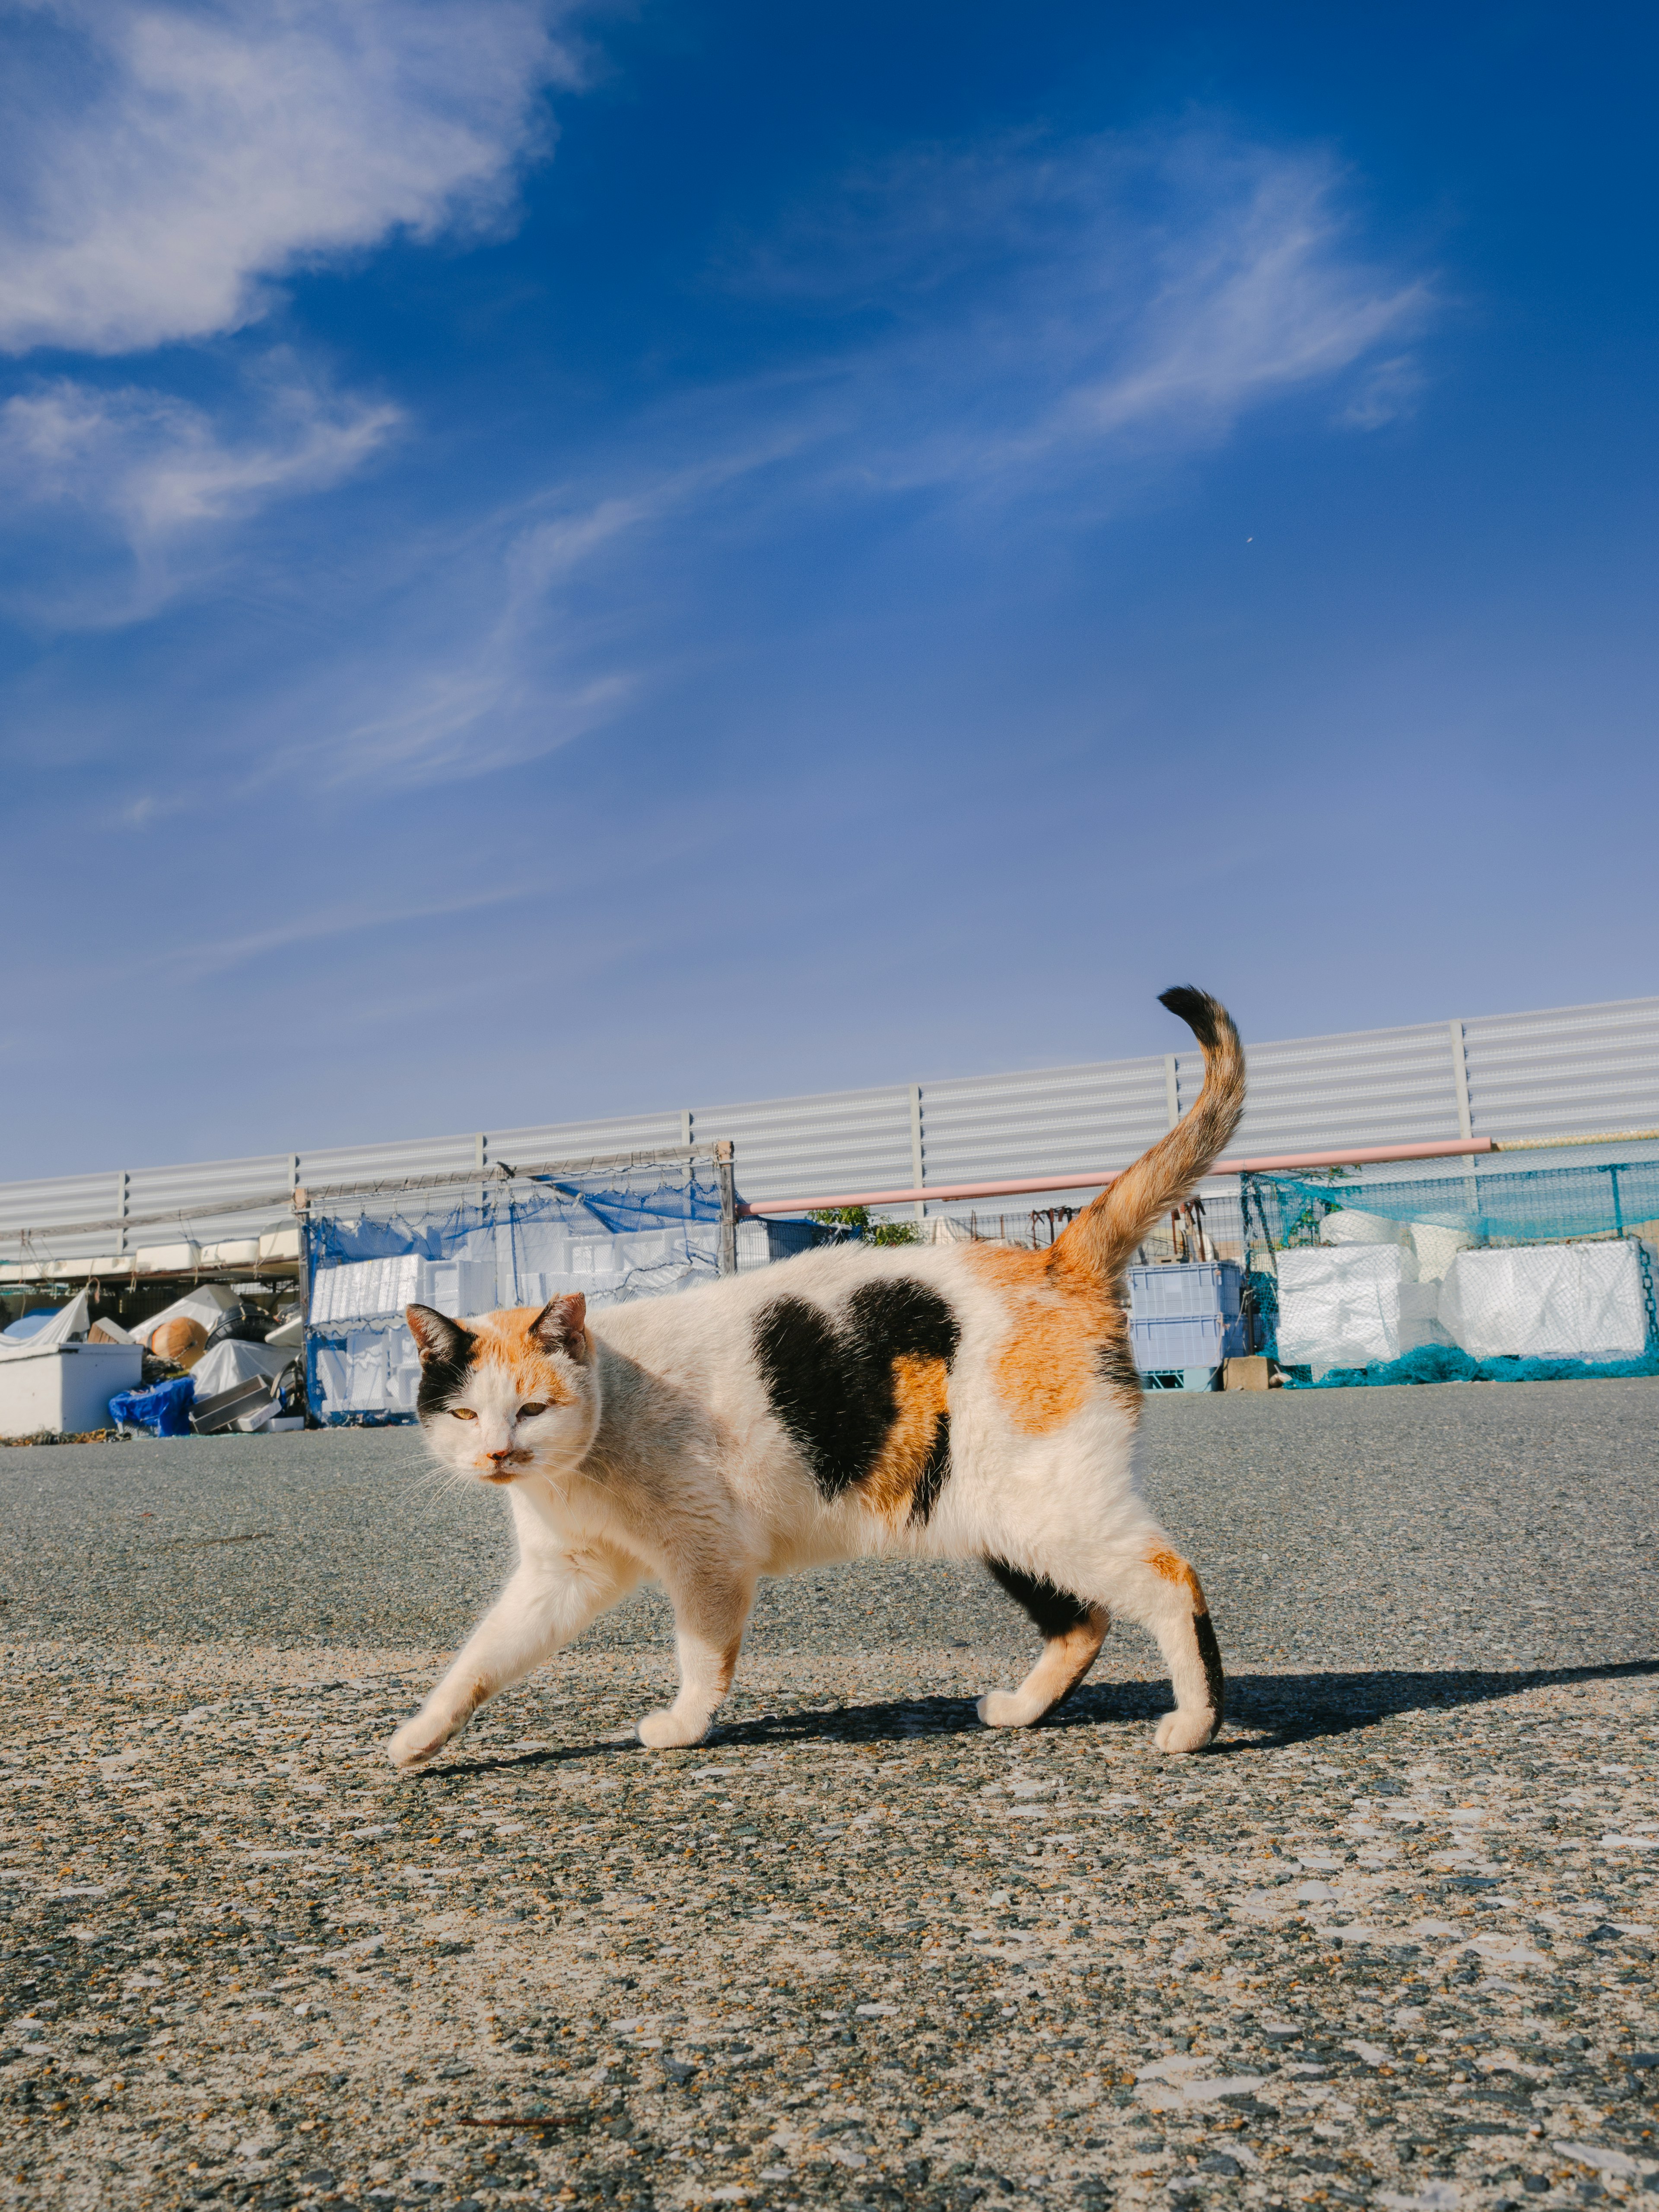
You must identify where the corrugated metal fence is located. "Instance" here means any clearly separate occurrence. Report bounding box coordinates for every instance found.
[3,994,1657,1269]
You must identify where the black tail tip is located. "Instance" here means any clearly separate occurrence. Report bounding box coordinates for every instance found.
[1158,984,1221,1048]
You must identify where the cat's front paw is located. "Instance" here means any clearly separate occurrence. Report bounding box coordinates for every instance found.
[637,1707,711,1750]
[1153,1708,1218,1754]
[387,1716,454,1770]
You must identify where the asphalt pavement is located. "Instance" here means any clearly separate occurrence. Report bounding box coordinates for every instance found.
[2,1381,1656,2212]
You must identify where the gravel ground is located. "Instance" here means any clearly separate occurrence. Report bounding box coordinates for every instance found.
[2,1382,1656,2212]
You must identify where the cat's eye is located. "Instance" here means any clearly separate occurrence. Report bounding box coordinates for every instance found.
[518,1402,549,1421]
[450,1407,478,1422]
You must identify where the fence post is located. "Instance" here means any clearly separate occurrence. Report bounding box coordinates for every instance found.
[909,1085,925,1226]
[716,1141,736,1276]
[293,1185,317,1426]
[1448,1020,1473,1140]
[116,1170,129,1257]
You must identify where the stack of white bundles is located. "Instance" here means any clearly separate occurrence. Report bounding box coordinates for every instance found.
[1320,1207,1408,1249]
[1411,1220,1475,1281]
[1276,1244,1441,1371]
[1437,1241,1649,1361]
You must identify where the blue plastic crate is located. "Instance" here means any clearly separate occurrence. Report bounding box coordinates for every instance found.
[1129,1311,1245,1371]
[1127,1262,1242,1320]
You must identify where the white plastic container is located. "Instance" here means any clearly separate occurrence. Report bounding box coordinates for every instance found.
[258,1226,302,1264]
[134,1241,200,1272]
[201,1239,261,1267]
[0,1343,143,1438]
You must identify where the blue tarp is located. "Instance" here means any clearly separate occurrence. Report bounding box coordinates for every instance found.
[304,1155,726,1425]
[109,1376,196,1437]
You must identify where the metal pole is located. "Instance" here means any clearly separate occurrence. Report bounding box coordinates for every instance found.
[716,1141,737,1277]
[293,1186,317,1427]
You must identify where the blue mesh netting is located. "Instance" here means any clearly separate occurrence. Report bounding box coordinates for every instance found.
[1241,1160,1659,1388]
[304,1157,724,1426]
[1246,1158,1659,1252]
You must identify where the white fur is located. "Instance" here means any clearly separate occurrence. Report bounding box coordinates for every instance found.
[386,1241,1221,1771]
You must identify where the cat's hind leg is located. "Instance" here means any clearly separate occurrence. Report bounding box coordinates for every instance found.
[1097,1546,1224,1753]
[977,1558,1109,1727]
[637,1568,755,1750]
[387,1543,640,1770]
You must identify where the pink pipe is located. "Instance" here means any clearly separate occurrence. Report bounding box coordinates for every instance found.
[735,1135,1494,1217]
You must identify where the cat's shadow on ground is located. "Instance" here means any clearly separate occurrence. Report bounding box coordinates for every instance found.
[433,1656,1658,1777]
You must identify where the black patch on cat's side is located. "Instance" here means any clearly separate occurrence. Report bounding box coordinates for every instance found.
[414,1319,477,1421]
[753,1278,960,1503]
[909,1412,951,1526]
[985,1557,1094,1641]
[1195,1609,1226,1724]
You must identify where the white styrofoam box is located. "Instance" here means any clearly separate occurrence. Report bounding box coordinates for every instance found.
[1411,1221,1475,1281]
[1320,1208,1408,1249]
[258,1225,302,1263]
[309,1254,425,1325]
[1275,1244,1439,1371]
[135,1241,200,1272]
[569,1241,621,1277]
[419,1259,496,1318]
[0,1343,143,1438]
[313,1330,419,1416]
[1437,1241,1649,1361]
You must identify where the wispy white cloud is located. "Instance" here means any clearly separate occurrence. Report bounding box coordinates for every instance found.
[302,441,804,785]
[0,365,401,617]
[1,117,1440,797]
[159,880,539,983]
[0,0,581,356]
[0,371,399,535]
[739,130,1435,491]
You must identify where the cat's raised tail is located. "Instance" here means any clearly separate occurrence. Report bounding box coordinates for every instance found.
[1058,986,1246,1281]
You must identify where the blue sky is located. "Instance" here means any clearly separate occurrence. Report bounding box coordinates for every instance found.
[3,1,1656,1177]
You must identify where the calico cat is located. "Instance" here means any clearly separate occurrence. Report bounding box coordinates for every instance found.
[387,986,1245,1771]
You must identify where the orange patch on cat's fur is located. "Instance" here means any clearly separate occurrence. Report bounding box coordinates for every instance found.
[966,1241,1139,1434]
[1147,1546,1209,1613]
[465,1306,577,1406]
[860,1351,950,1519]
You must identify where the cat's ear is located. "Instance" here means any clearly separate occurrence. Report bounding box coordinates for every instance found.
[530,1293,588,1361]
[406,1304,471,1365]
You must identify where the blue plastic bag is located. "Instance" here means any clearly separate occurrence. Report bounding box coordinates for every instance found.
[109,1376,196,1437]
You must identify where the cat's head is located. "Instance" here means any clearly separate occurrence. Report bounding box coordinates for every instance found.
[406,1296,599,1482]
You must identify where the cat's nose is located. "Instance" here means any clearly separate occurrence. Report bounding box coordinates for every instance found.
[487,1446,514,1464]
